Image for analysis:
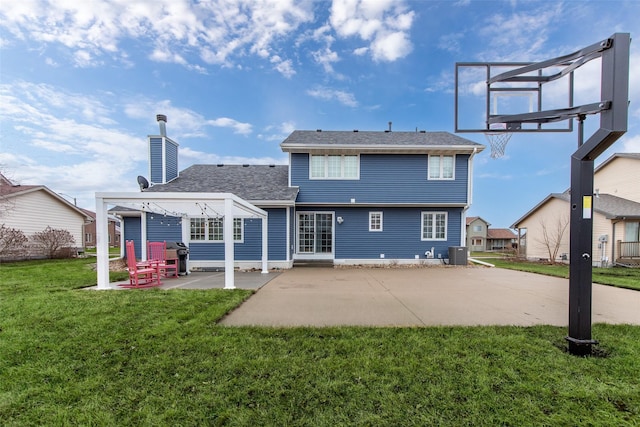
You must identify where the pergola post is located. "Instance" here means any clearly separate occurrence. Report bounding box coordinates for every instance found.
[261,215,269,274]
[224,198,235,289]
[96,196,110,290]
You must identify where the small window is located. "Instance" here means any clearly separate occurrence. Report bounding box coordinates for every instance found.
[428,155,455,180]
[472,238,483,246]
[369,212,383,232]
[190,218,206,241]
[422,212,447,241]
[473,225,482,232]
[85,233,92,243]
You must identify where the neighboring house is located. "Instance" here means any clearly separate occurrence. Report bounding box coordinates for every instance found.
[486,228,517,251]
[466,216,490,252]
[108,119,485,270]
[512,153,640,266]
[80,209,120,248]
[0,174,92,257]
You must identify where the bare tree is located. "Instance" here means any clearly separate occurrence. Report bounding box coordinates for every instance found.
[32,226,76,259]
[0,224,28,257]
[537,216,569,264]
[0,171,16,219]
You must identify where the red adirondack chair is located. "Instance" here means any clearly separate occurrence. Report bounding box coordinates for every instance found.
[121,240,161,288]
[147,241,179,278]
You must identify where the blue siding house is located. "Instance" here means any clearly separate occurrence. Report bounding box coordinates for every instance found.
[114,119,484,270]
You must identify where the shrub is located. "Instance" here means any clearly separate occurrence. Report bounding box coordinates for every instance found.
[31,226,76,259]
[0,224,28,257]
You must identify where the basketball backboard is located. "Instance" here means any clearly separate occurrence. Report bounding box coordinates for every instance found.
[455,61,575,133]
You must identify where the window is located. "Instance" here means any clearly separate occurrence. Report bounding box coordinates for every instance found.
[473,225,482,232]
[190,217,242,242]
[625,222,640,241]
[369,212,383,231]
[428,155,455,180]
[190,218,206,241]
[309,154,359,179]
[422,212,447,240]
[472,238,483,246]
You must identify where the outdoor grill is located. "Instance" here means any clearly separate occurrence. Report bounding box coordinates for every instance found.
[166,242,189,275]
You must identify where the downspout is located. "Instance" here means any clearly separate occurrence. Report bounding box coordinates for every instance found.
[463,148,478,247]
[611,221,615,264]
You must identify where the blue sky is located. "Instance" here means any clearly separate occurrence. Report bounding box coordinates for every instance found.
[1,0,638,228]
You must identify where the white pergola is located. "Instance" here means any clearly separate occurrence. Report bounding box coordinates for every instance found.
[95,192,269,290]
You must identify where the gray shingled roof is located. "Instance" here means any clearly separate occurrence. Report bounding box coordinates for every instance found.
[513,193,640,227]
[280,130,484,152]
[145,164,298,202]
[552,193,640,219]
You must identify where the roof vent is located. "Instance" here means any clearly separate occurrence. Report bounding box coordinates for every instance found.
[269,164,275,167]
[420,130,426,133]
[384,130,390,133]
[316,129,322,132]
[217,164,224,167]
[243,164,250,167]
[353,129,359,132]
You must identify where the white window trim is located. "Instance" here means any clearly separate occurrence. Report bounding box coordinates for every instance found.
[427,154,455,180]
[421,211,448,241]
[369,211,383,232]
[189,217,243,243]
[309,154,360,180]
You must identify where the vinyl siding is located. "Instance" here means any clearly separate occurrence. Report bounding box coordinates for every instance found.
[165,139,179,182]
[296,206,463,260]
[188,208,287,261]
[2,190,86,246]
[123,216,142,259]
[291,153,469,204]
[149,137,163,184]
[595,157,640,203]
[517,198,570,261]
[146,213,183,242]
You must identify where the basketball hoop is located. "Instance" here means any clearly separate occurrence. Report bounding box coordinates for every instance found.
[484,123,512,159]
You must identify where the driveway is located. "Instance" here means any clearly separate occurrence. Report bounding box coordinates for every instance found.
[220,267,640,327]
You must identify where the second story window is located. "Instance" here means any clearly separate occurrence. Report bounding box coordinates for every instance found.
[428,155,455,180]
[310,154,359,179]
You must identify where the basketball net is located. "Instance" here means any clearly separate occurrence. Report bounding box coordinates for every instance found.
[484,123,512,159]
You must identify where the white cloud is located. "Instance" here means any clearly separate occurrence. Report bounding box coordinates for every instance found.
[207,117,253,135]
[329,0,415,62]
[259,121,297,142]
[478,4,564,62]
[124,99,252,136]
[270,55,296,78]
[621,134,640,153]
[312,47,340,74]
[0,81,149,206]
[307,87,358,107]
[0,0,315,74]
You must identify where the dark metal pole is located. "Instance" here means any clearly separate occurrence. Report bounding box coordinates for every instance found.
[567,116,597,355]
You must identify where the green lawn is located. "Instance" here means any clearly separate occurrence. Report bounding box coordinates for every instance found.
[484,257,640,291]
[1,259,639,426]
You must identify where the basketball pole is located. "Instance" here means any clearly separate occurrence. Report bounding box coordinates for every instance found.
[566,33,630,356]
[567,115,597,356]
